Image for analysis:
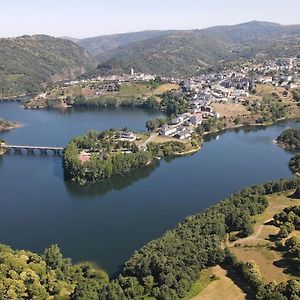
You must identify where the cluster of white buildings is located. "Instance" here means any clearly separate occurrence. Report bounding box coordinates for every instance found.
[159,105,219,140]
[181,57,300,107]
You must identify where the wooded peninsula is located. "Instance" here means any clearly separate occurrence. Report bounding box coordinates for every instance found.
[63,129,199,184]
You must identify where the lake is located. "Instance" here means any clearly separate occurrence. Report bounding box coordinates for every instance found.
[0,101,299,276]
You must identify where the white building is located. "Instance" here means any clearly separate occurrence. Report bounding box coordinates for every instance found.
[120,131,137,141]
[177,129,192,140]
[160,126,177,136]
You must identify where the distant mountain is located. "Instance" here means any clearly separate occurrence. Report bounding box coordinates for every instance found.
[60,36,80,43]
[2,21,300,97]
[203,21,283,42]
[76,30,177,57]
[90,21,300,77]
[0,35,96,97]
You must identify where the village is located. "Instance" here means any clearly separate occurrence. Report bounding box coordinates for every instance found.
[29,56,300,151]
[157,57,300,139]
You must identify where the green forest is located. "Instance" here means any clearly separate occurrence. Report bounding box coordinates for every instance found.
[0,244,108,299]
[277,128,300,150]
[289,155,300,174]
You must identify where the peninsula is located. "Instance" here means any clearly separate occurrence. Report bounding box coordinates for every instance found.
[276,128,300,150]
[63,129,200,184]
[0,119,22,132]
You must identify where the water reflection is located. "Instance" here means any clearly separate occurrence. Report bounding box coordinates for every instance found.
[65,160,160,198]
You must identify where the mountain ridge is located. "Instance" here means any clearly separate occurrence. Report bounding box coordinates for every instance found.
[85,21,300,77]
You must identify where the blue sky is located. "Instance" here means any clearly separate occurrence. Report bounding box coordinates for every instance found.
[1,0,299,38]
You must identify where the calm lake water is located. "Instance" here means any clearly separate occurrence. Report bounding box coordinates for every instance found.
[0,101,299,276]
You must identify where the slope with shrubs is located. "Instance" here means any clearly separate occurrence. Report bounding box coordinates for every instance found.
[0,35,96,98]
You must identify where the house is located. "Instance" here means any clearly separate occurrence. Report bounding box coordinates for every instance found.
[257,76,273,83]
[171,117,180,125]
[176,129,192,140]
[190,114,203,125]
[160,126,177,136]
[120,131,137,141]
[79,151,91,164]
[200,106,213,113]
[171,115,185,125]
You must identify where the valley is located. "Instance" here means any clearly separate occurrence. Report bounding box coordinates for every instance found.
[1,16,300,300]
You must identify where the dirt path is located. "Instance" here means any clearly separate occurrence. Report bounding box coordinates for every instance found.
[193,266,249,300]
[230,218,273,246]
[138,133,157,150]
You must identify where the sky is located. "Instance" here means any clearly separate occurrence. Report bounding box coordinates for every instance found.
[1,0,300,39]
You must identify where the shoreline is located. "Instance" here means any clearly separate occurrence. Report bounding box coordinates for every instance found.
[172,116,300,159]
[0,122,23,132]
[203,115,300,137]
[64,117,300,185]
[173,145,201,156]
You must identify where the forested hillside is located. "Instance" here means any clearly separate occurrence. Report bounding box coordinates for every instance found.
[0,35,96,97]
[90,21,300,77]
[2,21,300,97]
[77,30,176,57]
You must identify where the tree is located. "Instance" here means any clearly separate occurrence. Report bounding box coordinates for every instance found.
[71,279,101,300]
[292,186,300,199]
[43,244,64,270]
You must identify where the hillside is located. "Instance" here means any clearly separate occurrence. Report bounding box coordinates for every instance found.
[92,30,232,76]
[0,35,96,98]
[90,21,300,77]
[77,30,176,57]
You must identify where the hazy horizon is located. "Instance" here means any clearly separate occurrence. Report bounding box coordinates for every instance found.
[1,0,299,39]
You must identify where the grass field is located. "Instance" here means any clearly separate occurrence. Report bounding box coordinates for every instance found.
[193,266,249,300]
[119,82,179,98]
[119,82,154,97]
[151,135,181,143]
[211,103,250,118]
[230,246,287,283]
[227,191,300,284]
[255,84,294,104]
[183,268,217,300]
[151,83,180,95]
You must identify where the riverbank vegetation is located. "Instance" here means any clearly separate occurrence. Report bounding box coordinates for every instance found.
[63,129,197,184]
[277,128,300,150]
[24,80,180,109]
[0,139,7,155]
[289,154,300,174]
[0,119,21,132]
[0,244,108,299]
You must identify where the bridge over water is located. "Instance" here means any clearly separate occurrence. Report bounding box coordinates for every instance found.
[1,143,64,154]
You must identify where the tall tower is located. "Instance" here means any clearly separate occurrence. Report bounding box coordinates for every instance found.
[131,68,134,76]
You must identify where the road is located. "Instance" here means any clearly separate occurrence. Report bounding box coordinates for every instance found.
[138,133,158,150]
